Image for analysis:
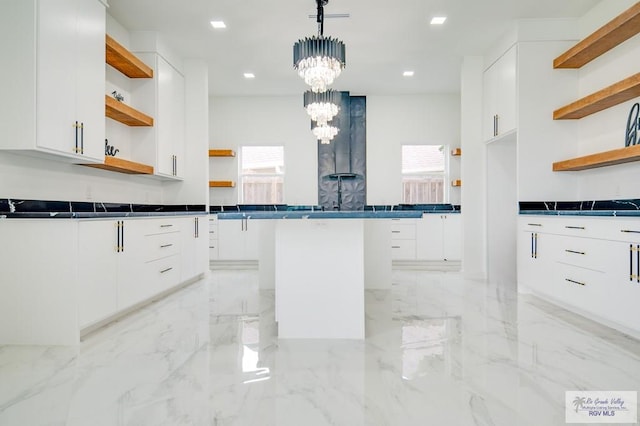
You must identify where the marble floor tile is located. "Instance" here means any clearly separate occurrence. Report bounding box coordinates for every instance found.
[0,270,639,425]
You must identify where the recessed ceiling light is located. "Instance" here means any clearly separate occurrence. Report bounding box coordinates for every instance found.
[403,71,415,77]
[210,21,226,29]
[243,73,255,79]
[430,16,447,25]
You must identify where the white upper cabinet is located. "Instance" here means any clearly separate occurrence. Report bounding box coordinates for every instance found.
[134,53,185,179]
[0,0,105,162]
[483,44,517,141]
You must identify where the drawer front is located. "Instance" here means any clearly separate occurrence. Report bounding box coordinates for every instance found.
[391,240,416,260]
[143,218,182,236]
[553,236,610,272]
[146,255,181,293]
[144,232,181,262]
[209,226,218,239]
[519,216,550,233]
[554,262,604,313]
[390,224,416,240]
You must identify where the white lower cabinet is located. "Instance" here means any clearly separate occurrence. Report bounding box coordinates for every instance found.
[78,220,120,328]
[180,216,208,282]
[518,215,640,336]
[416,214,462,261]
[0,215,209,345]
[217,218,260,260]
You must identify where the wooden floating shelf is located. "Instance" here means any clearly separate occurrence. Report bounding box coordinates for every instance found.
[554,2,640,69]
[451,148,461,156]
[208,149,236,157]
[209,180,235,188]
[553,73,640,120]
[105,95,154,127]
[451,179,462,187]
[105,34,153,78]
[81,156,154,175]
[553,144,640,171]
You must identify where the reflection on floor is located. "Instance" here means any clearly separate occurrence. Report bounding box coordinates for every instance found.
[1,270,639,425]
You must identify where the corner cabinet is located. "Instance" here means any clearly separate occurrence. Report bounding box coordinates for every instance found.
[134,52,186,179]
[0,0,106,162]
[482,45,517,141]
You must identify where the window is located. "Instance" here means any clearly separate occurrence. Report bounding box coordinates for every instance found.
[401,145,447,203]
[239,146,284,204]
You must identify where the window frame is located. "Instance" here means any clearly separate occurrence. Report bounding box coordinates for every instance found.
[238,145,285,205]
[400,144,450,204]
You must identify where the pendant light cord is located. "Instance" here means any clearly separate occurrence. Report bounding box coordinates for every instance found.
[317,0,328,36]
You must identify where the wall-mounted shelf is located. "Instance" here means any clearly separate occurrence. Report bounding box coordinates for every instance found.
[81,156,154,174]
[451,179,462,187]
[209,180,235,188]
[553,73,640,120]
[553,144,640,171]
[105,34,153,78]
[105,95,154,127]
[553,2,640,69]
[451,148,461,156]
[208,149,236,157]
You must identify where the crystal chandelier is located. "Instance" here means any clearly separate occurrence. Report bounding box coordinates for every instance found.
[313,124,339,144]
[304,90,340,126]
[293,0,346,93]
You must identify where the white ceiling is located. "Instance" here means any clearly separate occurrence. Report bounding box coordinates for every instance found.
[106,0,599,97]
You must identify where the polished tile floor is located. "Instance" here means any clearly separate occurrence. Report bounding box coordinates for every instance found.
[1,270,639,425]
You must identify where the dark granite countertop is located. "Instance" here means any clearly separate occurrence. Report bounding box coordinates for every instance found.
[215,211,426,220]
[0,198,207,219]
[519,199,640,217]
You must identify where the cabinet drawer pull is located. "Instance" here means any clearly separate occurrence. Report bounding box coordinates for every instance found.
[160,224,173,228]
[621,229,640,234]
[160,267,173,274]
[527,223,542,227]
[565,226,585,230]
[160,244,173,248]
[565,249,585,255]
[565,278,585,286]
[391,246,401,249]
[391,230,401,233]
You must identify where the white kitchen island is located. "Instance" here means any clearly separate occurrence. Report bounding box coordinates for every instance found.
[275,219,366,339]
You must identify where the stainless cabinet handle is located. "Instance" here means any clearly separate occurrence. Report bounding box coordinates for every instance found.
[392,246,401,249]
[621,229,640,234]
[495,114,499,136]
[121,221,124,252]
[534,233,538,258]
[160,244,173,248]
[565,249,585,255]
[527,223,542,227]
[565,278,585,286]
[160,224,173,228]
[391,230,401,233]
[160,267,173,274]
[565,226,585,230]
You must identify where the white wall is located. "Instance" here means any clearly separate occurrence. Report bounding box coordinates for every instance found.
[209,94,461,207]
[209,96,318,206]
[366,94,461,205]
[574,0,640,200]
[460,56,486,280]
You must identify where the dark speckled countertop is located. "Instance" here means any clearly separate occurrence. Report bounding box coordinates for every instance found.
[0,198,207,219]
[519,199,640,217]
